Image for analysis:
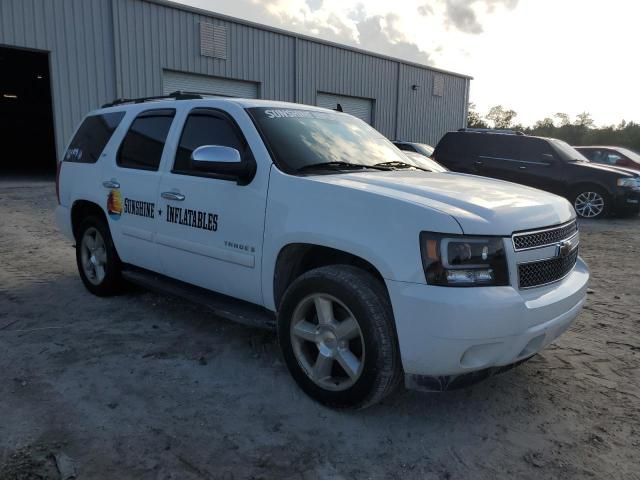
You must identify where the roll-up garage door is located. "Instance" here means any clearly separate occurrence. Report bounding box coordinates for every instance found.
[162,70,259,98]
[316,92,374,125]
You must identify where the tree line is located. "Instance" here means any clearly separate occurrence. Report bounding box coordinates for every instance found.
[467,103,640,152]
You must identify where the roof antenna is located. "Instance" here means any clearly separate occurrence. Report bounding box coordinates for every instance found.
[335,103,343,112]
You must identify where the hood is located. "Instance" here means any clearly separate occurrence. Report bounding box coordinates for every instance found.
[569,160,639,177]
[310,171,575,236]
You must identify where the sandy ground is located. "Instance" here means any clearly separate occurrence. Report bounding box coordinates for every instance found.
[0,178,639,480]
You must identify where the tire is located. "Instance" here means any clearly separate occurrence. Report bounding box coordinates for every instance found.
[572,186,610,219]
[75,215,122,296]
[277,265,402,409]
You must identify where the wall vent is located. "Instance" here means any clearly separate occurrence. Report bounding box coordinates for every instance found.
[432,74,444,97]
[200,22,227,59]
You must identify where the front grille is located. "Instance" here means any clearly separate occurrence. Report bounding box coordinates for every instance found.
[513,221,578,251]
[518,248,579,289]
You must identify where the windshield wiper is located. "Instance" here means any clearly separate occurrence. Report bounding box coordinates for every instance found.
[374,161,428,171]
[297,161,390,172]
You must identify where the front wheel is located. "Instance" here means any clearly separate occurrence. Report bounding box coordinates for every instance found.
[573,188,610,219]
[277,265,402,409]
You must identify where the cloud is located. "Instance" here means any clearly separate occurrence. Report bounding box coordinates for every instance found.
[419,0,519,34]
[179,0,433,65]
[178,0,518,65]
[417,4,434,16]
[444,0,483,33]
[356,13,432,64]
[305,0,323,11]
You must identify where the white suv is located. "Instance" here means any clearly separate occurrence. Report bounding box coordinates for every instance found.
[55,94,589,408]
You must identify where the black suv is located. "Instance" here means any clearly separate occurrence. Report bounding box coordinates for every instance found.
[432,130,640,219]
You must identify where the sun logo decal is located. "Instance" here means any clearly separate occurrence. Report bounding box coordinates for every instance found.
[107,189,123,219]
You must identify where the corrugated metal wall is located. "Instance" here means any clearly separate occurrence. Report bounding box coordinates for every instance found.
[0,0,470,161]
[295,39,399,137]
[316,92,374,124]
[397,64,469,145]
[162,70,259,98]
[0,0,117,161]
[111,0,296,102]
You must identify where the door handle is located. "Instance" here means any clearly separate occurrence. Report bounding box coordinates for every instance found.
[474,160,484,167]
[161,191,186,201]
[518,166,527,170]
[102,180,120,189]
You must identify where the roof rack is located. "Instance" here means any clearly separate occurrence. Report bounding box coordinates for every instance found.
[458,128,526,136]
[101,90,218,108]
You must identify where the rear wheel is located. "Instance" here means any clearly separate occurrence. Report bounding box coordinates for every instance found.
[573,187,610,219]
[278,265,402,409]
[76,216,121,296]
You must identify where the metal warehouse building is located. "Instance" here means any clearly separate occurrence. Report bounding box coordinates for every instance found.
[0,0,471,173]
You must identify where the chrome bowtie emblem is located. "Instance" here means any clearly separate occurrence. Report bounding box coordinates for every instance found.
[556,239,575,258]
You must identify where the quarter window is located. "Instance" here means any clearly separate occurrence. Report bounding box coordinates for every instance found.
[117,109,175,171]
[173,109,246,174]
[64,112,125,163]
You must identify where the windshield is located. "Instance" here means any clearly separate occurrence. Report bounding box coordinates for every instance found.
[549,138,590,162]
[414,143,434,157]
[248,107,410,172]
[402,152,448,172]
[617,147,640,163]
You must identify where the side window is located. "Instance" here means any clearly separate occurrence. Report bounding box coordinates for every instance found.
[579,149,596,161]
[64,112,125,163]
[478,135,518,160]
[173,109,246,174]
[518,138,555,163]
[584,149,605,163]
[117,109,175,171]
[441,133,478,158]
[604,151,623,165]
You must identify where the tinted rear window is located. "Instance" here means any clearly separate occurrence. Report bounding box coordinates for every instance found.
[64,112,125,163]
[436,132,482,160]
[437,132,534,160]
[436,132,489,158]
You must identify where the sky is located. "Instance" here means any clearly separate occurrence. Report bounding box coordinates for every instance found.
[175,0,640,127]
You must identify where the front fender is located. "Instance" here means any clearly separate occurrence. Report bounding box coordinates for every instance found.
[261,169,462,310]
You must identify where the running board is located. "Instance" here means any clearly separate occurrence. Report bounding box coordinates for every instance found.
[121,267,276,330]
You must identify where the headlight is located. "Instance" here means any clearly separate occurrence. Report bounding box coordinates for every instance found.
[419,233,510,287]
[617,178,638,188]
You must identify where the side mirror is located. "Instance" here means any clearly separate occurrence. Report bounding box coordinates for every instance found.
[191,145,253,184]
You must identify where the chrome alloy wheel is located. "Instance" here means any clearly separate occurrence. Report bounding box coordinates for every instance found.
[290,294,365,391]
[80,227,108,285]
[574,191,605,218]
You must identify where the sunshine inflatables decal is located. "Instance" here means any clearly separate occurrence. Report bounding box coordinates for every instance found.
[107,190,157,221]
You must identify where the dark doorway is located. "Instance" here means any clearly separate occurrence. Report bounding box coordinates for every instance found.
[0,46,56,175]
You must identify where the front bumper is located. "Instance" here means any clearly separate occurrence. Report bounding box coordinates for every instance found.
[386,257,589,380]
[613,188,640,213]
